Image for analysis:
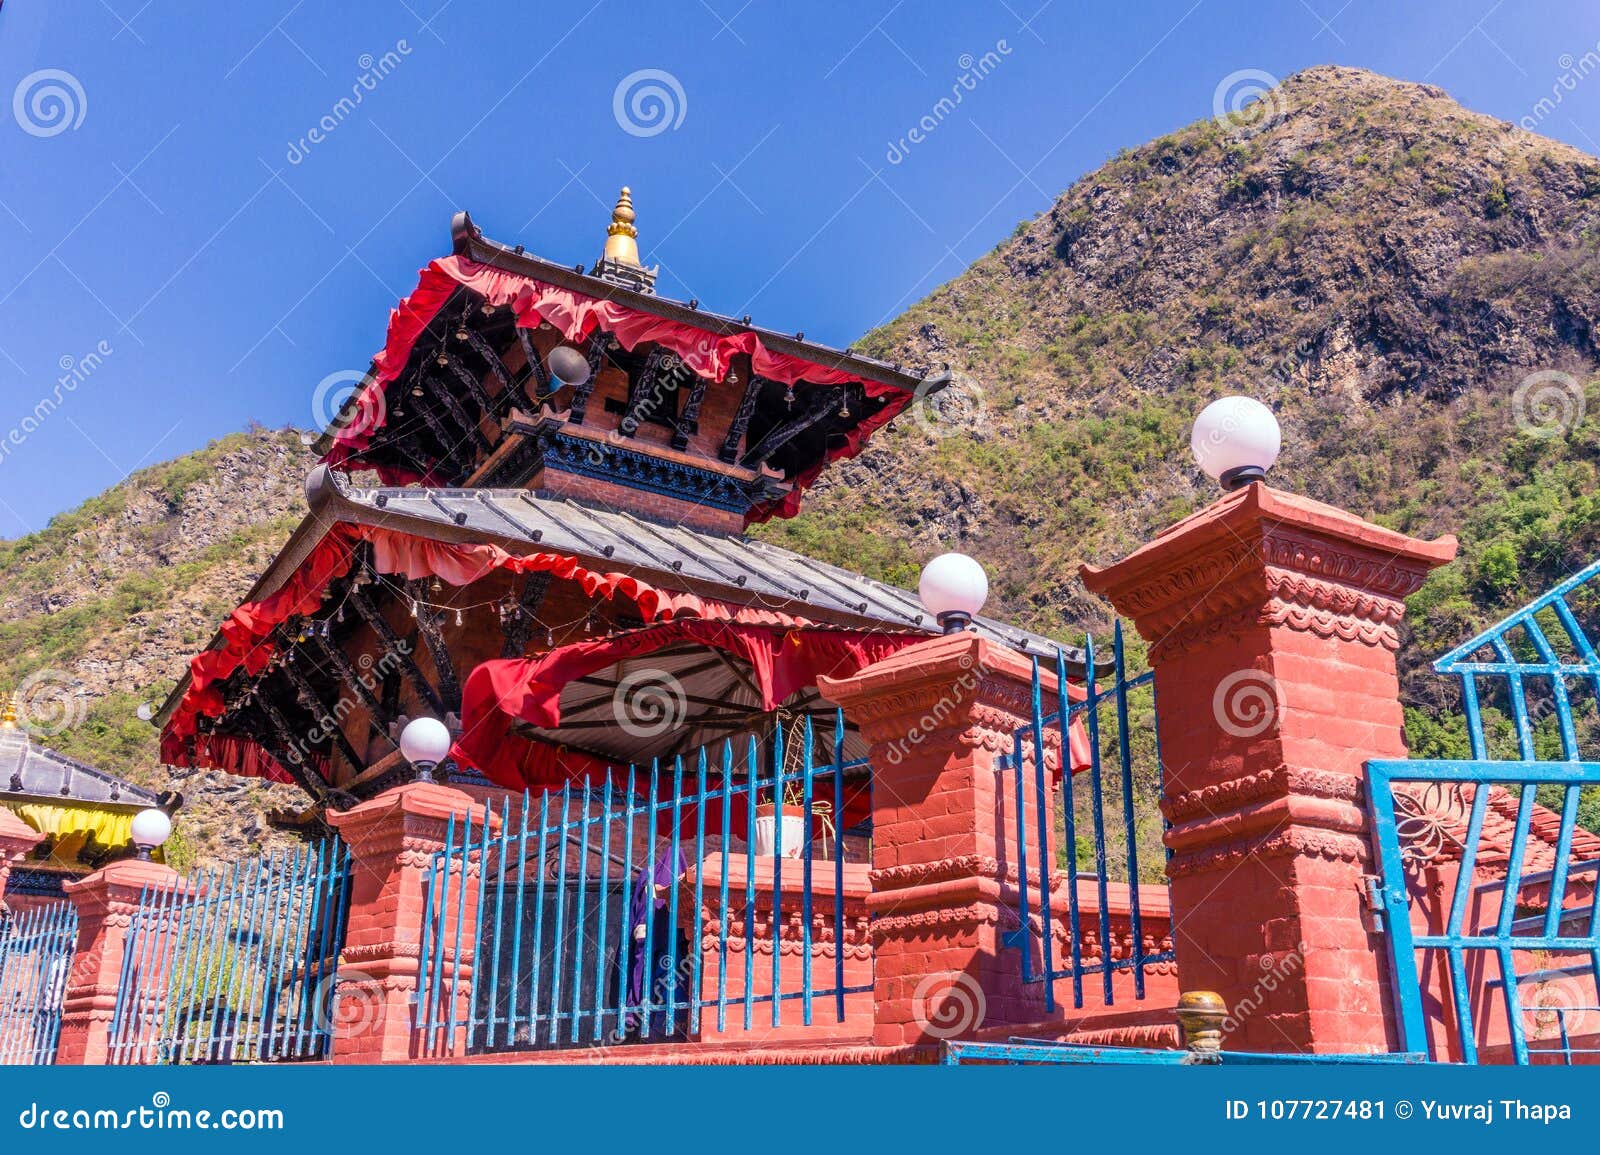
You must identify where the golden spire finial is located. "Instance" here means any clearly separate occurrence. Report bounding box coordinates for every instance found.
[602,186,640,267]
[1,692,17,730]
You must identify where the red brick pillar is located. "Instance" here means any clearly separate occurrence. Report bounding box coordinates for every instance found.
[819,631,1060,1050]
[0,806,41,908]
[326,781,499,1063]
[1081,483,1455,1053]
[56,858,184,1065]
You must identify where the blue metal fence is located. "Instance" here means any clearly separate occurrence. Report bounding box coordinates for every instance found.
[0,900,77,1065]
[108,840,353,1064]
[417,711,874,1055]
[1000,625,1174,1011]
[1369,558,1600,1064]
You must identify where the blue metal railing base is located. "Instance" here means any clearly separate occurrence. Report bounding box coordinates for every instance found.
[940,1040,1429,1066]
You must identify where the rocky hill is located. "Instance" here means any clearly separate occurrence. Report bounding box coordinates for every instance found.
[0,428,315,866]
[7,66,1600,864]
[758,64,1600,764]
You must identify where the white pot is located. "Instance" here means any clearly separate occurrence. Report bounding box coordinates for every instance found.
[753,808,806,858]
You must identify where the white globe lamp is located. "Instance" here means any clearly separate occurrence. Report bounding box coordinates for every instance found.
[130,808,172,862]
[1190,396,1281,491]
[400,716,453,784]
[919,553,989,634]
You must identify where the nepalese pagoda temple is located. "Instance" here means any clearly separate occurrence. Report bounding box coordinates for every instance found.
[153,190,1087,829]
[0,696,166,904]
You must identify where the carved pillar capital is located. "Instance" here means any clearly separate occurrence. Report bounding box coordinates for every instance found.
[1079,483,1456,1055]
[57,858,186,1065]
[325,781,499,1062]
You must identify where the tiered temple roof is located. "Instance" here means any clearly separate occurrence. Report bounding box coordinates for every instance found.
[155,192,1069,818]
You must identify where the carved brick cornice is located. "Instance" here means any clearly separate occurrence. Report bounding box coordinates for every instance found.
[869,854,1004,891]
[871,900,1018,937]
[1162,763,1365,825]
[1166,826,1371,877]
[1081,486,1456,661]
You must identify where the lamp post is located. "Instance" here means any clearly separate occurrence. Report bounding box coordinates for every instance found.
[1190,395,1282,491]
[918,552,989,634]
[129,808,172,863]
[400,716,453,784]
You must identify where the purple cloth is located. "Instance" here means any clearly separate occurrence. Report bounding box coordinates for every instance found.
[623,844,688,1034]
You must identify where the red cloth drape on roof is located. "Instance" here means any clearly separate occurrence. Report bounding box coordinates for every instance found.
[452,621,920,793]
[321,255,915,520]
[160,522,784,779]
[452,620,1094,805]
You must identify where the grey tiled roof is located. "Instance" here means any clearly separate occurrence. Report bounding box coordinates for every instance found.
[309,467,1078,663]
[0,727,158,809]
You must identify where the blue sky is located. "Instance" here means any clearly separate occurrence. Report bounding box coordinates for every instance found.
[1,0,1598,537]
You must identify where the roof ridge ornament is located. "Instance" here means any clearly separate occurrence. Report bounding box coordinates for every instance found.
[592,186,659,294]
[1,691,16,730]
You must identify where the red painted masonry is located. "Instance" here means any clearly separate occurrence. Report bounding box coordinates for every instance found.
[56,858,185,1065]
[820,631,1062,1050]
[1082,482,1455,1054]
[326,781,500,1063]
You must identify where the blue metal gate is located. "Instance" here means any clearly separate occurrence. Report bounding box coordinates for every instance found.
[1369,561,1600,1064]
[109,839,352,1064]
[418,711,874,1056]
[1002,625,1174,1011]
[0,901,77,1065]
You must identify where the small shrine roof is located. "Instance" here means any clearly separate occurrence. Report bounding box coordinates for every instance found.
[0,717,159,811]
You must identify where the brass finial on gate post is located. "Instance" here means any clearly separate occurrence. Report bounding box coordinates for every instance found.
[1176,990,1227,1056]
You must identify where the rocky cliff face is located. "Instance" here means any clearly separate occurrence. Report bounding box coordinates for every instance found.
[8,67,1600,864]
[757,65,1600,737]
[0,428,316,867]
